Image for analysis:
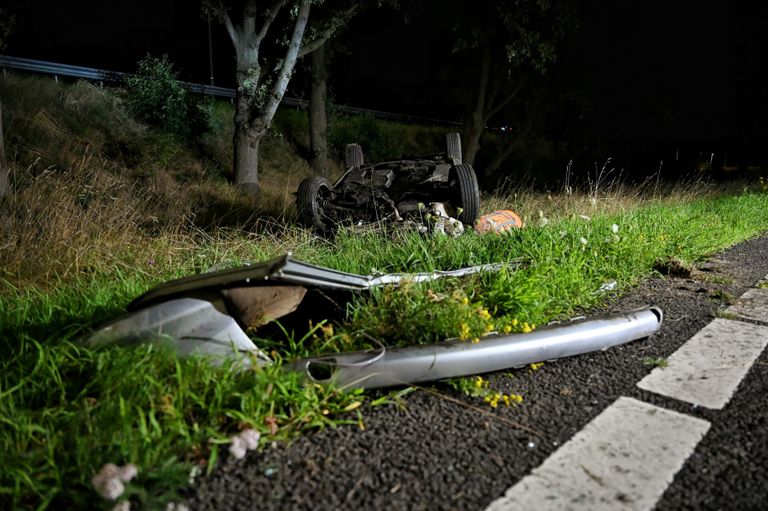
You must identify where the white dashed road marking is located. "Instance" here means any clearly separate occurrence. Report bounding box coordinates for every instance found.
[486,397,710,511]
[636,318,768,409]
[488,280,768,510]
[725,287,768,324]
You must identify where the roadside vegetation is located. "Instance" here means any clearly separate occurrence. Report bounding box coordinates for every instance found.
[2,74,768,509]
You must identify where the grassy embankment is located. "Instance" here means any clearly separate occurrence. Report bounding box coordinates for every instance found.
[1,74,767,509]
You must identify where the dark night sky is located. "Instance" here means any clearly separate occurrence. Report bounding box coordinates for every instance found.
[4,0,768,164]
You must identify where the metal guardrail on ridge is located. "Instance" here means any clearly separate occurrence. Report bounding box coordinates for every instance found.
[0,55,459,125]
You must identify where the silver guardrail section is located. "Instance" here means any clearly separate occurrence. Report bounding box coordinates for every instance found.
[0,55,459,125]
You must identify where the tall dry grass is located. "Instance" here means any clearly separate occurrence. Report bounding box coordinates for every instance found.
[0,74,319,291]
[481,159,730,227]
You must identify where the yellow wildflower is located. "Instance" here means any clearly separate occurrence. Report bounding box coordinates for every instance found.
[320,323,334,338]
[502,324,512,334]
[478,308,492,320]
[459,323,471,340]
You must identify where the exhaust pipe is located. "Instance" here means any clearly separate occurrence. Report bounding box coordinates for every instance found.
[287,307,663,389]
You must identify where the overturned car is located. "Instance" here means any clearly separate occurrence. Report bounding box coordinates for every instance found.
[296,133,481,232]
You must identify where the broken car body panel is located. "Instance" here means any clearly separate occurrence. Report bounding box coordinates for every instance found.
[84,297,273,365]
[84,255,511,362]
[128,254,511,309]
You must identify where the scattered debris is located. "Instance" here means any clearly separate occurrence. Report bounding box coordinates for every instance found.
[474,210,524,234]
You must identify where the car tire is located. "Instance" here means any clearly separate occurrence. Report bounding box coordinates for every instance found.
[448,163,480,225]
[345,144,364,169]
[297,176,334,232]
[446,133,462,164]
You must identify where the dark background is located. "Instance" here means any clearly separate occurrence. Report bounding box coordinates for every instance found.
[3,0,767,179]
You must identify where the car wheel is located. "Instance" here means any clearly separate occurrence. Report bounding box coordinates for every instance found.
[448,163,480,225]
[446,133,462,164]
[297,176,334,232]
[345,143,364,169]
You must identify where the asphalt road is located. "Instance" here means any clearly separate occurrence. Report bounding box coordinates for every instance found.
[187,233,768,511]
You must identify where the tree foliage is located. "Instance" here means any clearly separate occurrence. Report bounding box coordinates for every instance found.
[125,55,212,137]
[443,0,579,167]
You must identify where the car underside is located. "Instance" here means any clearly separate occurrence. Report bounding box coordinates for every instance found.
[296,133,481,233]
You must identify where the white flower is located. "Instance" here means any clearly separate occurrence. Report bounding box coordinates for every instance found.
[93,463,133,500]
[239,429,261,450]
[93,476,125,501]
[111,500,131,511]
[579,237,588,245]
[188,465,201,485]
[117,464,138,482]
[93,463,119,482]
[611,223,620,234]
[537,217,549,227]
[228,435,247,460]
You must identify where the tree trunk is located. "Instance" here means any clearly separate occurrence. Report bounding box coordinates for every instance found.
[462,46,491,166]
[227,1,311,197]
[0,96,8,199]
[462,112,484,167]
[233,125,262,196]
[308,43,329,176]
[483,138,517,178]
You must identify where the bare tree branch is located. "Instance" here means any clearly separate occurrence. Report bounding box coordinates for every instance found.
[256,0,286,44]
[259,1,311,126]
[298,4,358,58]
[486,74,529,120]
[223,11,239,47]
[242,0,257,45]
